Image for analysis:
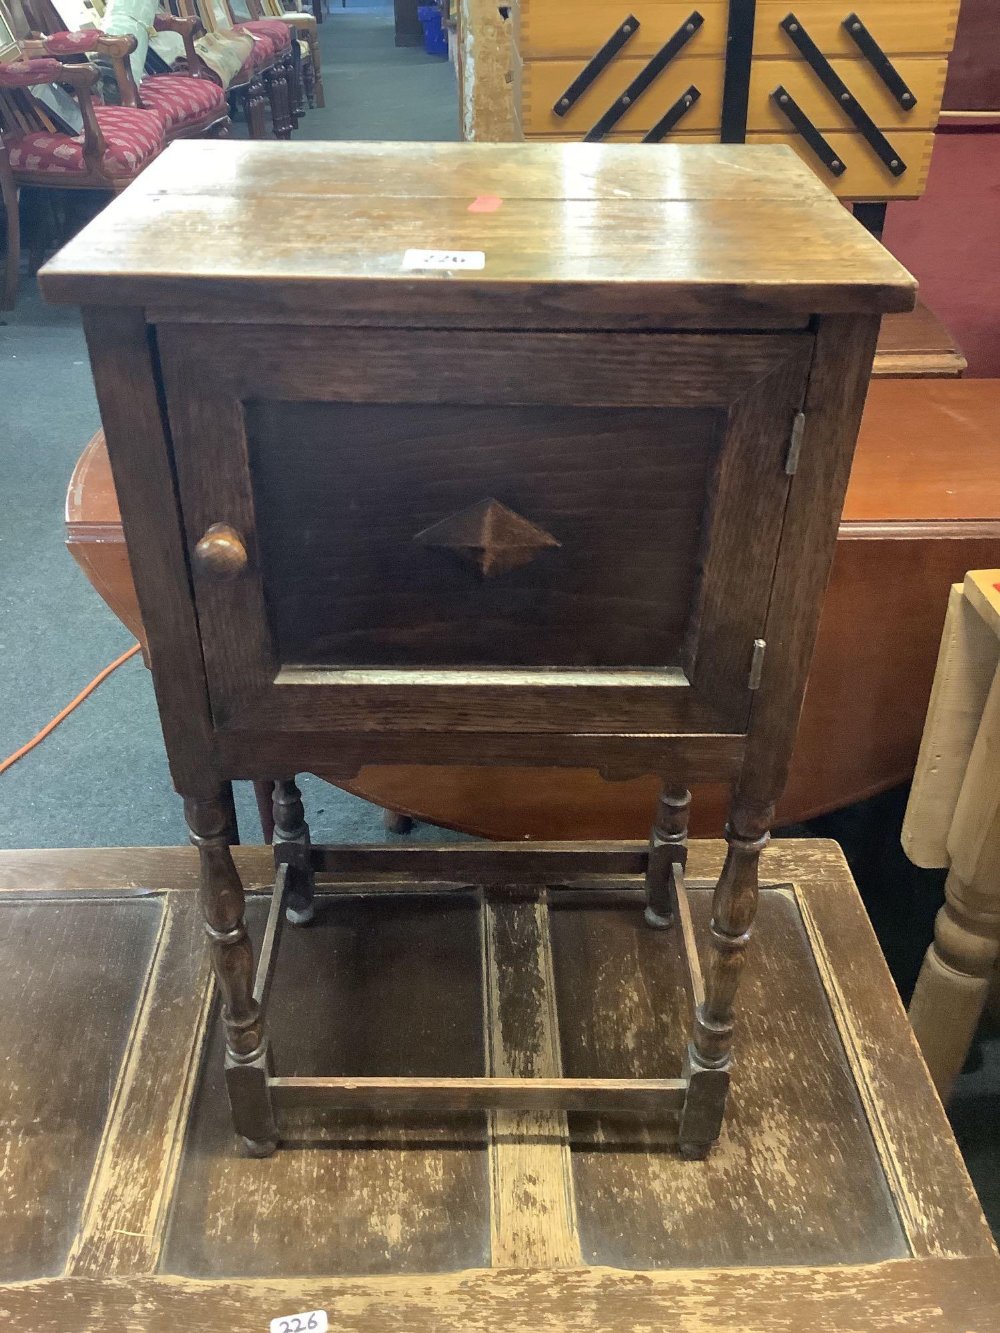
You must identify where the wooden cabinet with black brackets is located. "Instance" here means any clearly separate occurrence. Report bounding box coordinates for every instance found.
[40,139,915,1158]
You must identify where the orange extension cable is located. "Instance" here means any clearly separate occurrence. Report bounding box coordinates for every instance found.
[0,642,142,777]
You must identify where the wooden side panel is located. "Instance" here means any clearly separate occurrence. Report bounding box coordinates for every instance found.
[549,888,907,1268]
[67,896,214,1277]
[482,897,581,1267]
[0,899,162,1280]
[81,308,217,796]
[741,313,882,810]
[163,894,491,1277]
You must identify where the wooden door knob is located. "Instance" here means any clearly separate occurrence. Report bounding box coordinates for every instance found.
[193,524,248,580]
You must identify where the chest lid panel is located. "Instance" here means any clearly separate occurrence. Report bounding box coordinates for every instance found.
[39,141,915,325]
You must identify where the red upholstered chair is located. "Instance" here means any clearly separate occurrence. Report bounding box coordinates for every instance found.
[23,26,231,141]
[181,0,298,136]
[0,56,166,302]
[0,57,165,183]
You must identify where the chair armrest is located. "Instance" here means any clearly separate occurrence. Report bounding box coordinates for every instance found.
[0,57,107,177]
[277,13,316,35]
[153,12,209,79]
[0,55,101,91]
[21,32,142,107]
[0,56,71,86]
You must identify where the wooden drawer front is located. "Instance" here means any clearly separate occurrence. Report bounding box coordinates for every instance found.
[247,400,723,671]
[516,125,933,199]
[748,55,947,133]
[516,2,730,61]
[157,326,811,737]
[518,53,724,136]
[515,1,958,61]
[749,127,935,199]
[751,2,960,60]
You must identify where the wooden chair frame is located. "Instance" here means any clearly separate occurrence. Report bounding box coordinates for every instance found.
[0,141,17,308]
[0,55,147,189]
[183,0,295,137]
[249,0,322,109]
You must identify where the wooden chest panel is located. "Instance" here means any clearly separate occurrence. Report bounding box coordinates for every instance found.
[246,400,724,671]
[157,324,812,740]
[518,52,726,136]
[40,140,914,794]
[746,55,947,132]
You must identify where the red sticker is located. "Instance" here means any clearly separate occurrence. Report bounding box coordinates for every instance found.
[468,194,503,213]
[993,581,1000,594]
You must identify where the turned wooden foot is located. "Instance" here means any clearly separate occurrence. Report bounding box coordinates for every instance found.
[186,786,276,1148]
[679,800,770,1156]
[273,777,315,925]
[644,785,689,928]
[384,808,414,836]
[909,862,1000,1100]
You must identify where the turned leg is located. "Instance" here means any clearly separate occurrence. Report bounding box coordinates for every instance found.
[265,63,292,140]
[273,777,315,926]
[909,858,1000,1100]
[185,787,276,1156]
[384,808,414,836]
[679,800,771,1158]
[290,45,306,122]
[253,779,276,843]
[644,785,690,929]
[1,156,19,312]
[245,78,268,140]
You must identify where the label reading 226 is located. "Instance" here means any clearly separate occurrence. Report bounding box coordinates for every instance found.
[402,248,486,271]
[269,1312,327,1333]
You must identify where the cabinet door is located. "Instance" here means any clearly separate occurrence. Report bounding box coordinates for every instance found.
[158,325,811,749]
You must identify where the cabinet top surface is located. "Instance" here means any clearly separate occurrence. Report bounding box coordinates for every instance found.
[40,141,916,323]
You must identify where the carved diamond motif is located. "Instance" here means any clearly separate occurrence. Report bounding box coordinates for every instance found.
[413,498,560,578]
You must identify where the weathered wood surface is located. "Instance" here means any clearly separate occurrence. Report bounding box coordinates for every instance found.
[40,142,914,323]
[4,1259,1000,1333]
[0,898,162,1280]
[0,838,994,1328]
[67,895,214,1278]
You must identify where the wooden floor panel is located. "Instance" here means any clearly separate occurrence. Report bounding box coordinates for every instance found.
[0,897,163,1280]
[163,894,491,1278]
[551,890,908,1269]
[0,841,993,1331]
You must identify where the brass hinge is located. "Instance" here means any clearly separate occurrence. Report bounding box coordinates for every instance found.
[748,638,766,690]
[785,410,806,475]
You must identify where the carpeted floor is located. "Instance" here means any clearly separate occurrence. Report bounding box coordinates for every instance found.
[0,4,462,848]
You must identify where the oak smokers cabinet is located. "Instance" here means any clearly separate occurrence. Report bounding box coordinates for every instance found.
[41,140,914,1158]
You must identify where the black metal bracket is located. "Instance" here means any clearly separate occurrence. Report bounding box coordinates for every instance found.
[552,15,640,117]
[779,13,906,176]
[642,85,701,142]
[842,13,917,110]
[584,11,704,143]
[721,0,757,142]
[770,85,847,177]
